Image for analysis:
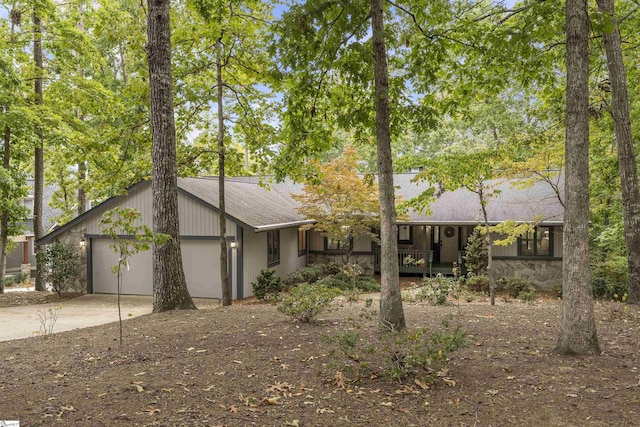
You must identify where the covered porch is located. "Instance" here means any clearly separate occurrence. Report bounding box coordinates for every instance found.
[373,224,471,277]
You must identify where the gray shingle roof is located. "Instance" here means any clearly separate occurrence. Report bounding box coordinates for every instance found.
[393,173,564,225]
[179,173,564,229]
[178,177,308,230]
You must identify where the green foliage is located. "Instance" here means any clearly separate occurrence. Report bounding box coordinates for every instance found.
[464,274,490,294]
[316,273,380,292]
[282,264,326,288]
[381,323,466,382]
[37,243,82,296]
[277,283,342,323]
[504,277,532,299]
[592,256,628,302]
[251,269,283,301]
[3,272,29,287]
[419,275,459,306]
[463,227,488,275]
[326,314,466,383]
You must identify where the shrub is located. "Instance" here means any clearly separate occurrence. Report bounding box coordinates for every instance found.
[382,322,466,382]
[418,274,459,306]
[277,283,342,322]
[251,269,283,301]
[465,274,490,294]
[463,227,488,275]
[505,277,531,299]
[324,260,343,275]
[592,256,628,301]
[38,243,82,296]
[282,264,325,288]
[326,315,466,383]
[517,290,536,302]
[316,273,380,292]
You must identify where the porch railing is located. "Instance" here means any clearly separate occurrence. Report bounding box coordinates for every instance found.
[374,249,432,276]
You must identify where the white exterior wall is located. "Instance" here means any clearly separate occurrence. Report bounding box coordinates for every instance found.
[242,226,307,297]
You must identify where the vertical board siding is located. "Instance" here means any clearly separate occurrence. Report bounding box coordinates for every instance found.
[243,230,267,297]
[86,184,153,234]
[242,227,307,298]
[85,184,234,238]
[353,235,372,252]
[272,227,307,278]
[491,233,517,257]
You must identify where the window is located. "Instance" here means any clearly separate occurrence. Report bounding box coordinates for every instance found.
[298,228,307,256]
[519,226,552,257]
[267,230,280,266]
[398,225,413,244]
[325,237,350,251]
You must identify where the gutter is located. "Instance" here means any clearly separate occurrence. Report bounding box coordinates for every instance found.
[253,220,315,232]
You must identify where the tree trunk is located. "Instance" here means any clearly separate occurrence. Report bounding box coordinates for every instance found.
[33,9,45,292]
[76,2,87,216]
[478,182,495,305]
[217,37,231,306]
[596,0,640,304]
[556,0,600,355]
[371,0,406,333]
[147,0,196,311]
[0,126,11,294]
[77,161,87,215]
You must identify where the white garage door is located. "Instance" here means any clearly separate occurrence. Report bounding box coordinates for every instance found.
[92,239,222,298]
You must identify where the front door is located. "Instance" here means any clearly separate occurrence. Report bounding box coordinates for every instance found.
[431,226,441,263]
[440,226,458,263]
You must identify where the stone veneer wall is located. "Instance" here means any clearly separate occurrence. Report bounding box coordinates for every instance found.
[308,253,375,275]
[489,259,562,292]
[51,223,87,293]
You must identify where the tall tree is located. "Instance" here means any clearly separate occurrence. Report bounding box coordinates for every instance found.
[215,37,231,306]
[33,7,45,292]
[555,0,599,355]
[147,0,196,311]
[371,0,405,332]
[595,0,640,304]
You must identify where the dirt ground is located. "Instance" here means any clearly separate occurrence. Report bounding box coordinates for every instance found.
[0,292,638,426]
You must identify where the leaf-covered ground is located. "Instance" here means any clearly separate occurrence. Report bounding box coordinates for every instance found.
[0,294,638,426]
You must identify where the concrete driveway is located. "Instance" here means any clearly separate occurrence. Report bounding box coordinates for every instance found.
[0,294,217,342]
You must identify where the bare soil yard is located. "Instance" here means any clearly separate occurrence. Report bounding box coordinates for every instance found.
[0,293,638,426]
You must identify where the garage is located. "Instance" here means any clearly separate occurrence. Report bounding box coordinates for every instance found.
[91,239,223,299]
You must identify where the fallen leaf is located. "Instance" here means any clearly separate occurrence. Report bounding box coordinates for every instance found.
[284,420,300,427]
[334,372,347,389]
[442,378,457,387]
[135,385,144,393]
[60,405,76,412]
[486,389,499,396]
[145,407,160,416]
[380,401,393,407]
[228,405,240,413]
[316,408,334,414]
[415,379,429,390]
[262,396,281,405]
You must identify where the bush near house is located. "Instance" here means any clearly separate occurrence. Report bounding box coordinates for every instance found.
[3,272,29,287]
[251,269,283,301]
[464,274,490,294]
[277,283,342,323]
[37,243,83,296]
